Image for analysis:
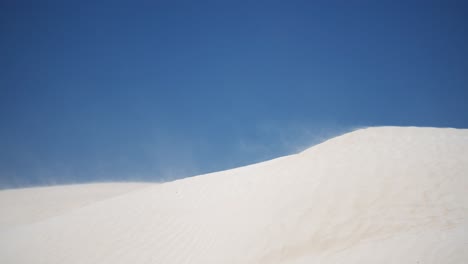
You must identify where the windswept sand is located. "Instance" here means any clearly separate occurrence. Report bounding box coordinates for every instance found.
[0,127,467,263]
[0,183,149,230]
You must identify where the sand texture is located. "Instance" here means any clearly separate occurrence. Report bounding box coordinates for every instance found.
[1,127,467,263]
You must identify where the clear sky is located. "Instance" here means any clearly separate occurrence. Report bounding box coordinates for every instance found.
[1,1,467,188]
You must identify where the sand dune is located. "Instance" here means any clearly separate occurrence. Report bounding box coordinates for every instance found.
[0,183,150,230]
[0,127,467,263]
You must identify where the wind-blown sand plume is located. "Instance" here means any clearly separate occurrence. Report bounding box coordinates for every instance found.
[0,127,467,263]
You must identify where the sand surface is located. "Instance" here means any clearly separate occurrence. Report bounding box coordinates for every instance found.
[0,127,467,263]
[0,183,150,230]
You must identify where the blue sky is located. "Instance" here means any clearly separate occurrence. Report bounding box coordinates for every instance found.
[1,1,467,188]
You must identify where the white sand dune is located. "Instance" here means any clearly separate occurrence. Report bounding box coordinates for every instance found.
[0,183,149,230]
[0,127,467,264]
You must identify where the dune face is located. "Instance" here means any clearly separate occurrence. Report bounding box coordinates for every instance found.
[0,127,467,264]
[0,183,149,230]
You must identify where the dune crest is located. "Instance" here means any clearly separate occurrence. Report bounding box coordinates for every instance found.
[1,127,467,264]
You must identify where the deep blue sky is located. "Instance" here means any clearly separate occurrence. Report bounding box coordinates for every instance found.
[1,1,467,188]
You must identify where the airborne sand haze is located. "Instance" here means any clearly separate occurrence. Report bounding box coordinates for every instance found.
[0,127,467,263]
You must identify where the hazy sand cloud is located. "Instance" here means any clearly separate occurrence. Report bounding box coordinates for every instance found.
[0,121,364,188]
[237,121,354,157]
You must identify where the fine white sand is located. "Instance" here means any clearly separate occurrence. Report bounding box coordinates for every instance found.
[0,183,149,230]
[0,127,467,264]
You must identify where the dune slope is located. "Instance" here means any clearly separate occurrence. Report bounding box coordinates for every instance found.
[0,127,467,264]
